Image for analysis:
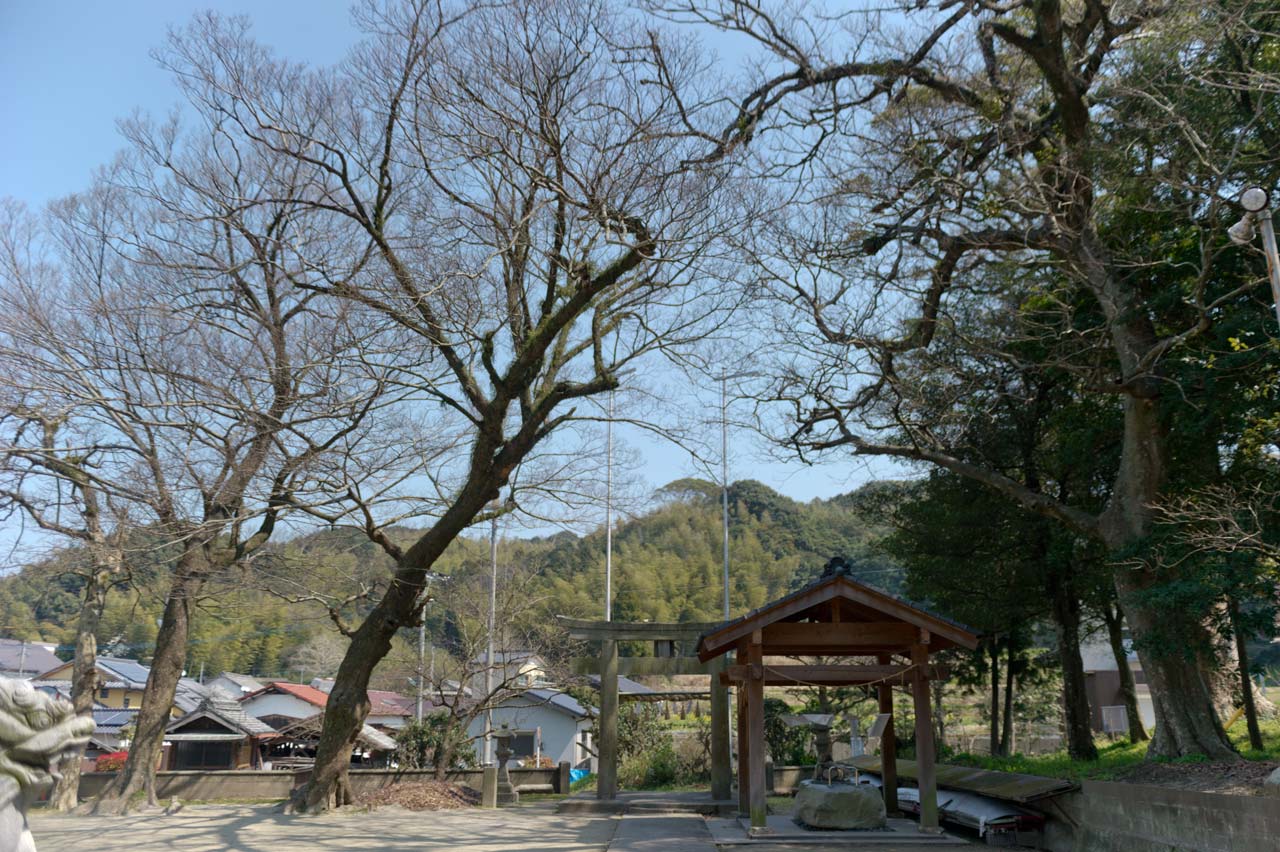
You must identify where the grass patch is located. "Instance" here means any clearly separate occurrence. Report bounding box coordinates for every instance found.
[947,739,1150,782]
[947,718,1280,783]
[766,794,793,815]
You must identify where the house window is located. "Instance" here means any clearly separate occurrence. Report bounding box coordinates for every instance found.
[510,732,536,758]
[99,688,110,700]
[122,696,131,708]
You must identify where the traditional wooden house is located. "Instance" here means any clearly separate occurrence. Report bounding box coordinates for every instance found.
[164,691,276,770]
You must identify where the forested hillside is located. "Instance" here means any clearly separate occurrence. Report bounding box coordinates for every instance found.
[0,479,903,680]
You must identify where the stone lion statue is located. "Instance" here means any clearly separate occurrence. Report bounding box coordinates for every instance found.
[0,680,94,852]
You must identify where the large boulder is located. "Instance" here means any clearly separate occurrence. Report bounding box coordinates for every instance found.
[792,780,887,830]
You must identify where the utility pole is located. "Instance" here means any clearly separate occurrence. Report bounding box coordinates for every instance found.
[416,618,426,722]
[720,376,730,621]
[713,368,761,791]
[605,390,614,622]
[485,500,499,767]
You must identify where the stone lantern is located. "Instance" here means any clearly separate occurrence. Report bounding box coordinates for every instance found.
[492,726,520,806]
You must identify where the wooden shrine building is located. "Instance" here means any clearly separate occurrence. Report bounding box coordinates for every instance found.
[696,557,980,832]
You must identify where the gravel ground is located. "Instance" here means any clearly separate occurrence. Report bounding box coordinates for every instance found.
[30,801,619,852]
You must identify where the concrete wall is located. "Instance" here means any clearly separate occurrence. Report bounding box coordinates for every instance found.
[1031,781,1280,852]
[76,766,565,803]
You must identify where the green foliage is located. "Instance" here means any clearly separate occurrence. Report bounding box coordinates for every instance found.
[394,715,477,770]
[618,738,679,789]
[763,697,813,765]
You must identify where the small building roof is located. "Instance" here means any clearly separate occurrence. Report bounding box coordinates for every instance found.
[214,672,267,693]
[92,708,140,733]
[367,690,414,717]
[168,689,276,738]
[0,639,62,676]
[241,681,330,708]
[32,656,210,711]
[697,557,980,661]
[497,688,594,720]
[586,675,657,696]
[270,712,397,752]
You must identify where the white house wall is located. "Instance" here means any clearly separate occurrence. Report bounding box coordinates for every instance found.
[466,702,587,767]
[240,693,319,721]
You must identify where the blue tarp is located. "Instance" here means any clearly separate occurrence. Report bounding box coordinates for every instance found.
[569,769,591,785]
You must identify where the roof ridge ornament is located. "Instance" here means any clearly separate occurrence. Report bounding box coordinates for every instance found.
[820,557,854,579]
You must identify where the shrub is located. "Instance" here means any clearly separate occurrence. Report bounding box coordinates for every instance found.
[95,751,128,772]
[619,738,678,789]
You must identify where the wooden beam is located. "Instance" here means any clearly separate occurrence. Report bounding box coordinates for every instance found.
[720,663,947,687]
[911,643,939,832]
[735,647,749,816]
[876,653,898,815]
[746,640,767,830]
[760,621,919,650]
[570,656,712,676]
[710,656,731,801]
[597,639,618,801]
[558,615,721,641]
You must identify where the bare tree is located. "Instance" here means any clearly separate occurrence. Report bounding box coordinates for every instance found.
[0,106,393,809]
[153,0,738,808]
[657,0,1280,758]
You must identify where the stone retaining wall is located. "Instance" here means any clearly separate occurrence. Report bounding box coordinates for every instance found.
[76,766,566,802]
[1032,781,1280,852]
[775,765,1279,852]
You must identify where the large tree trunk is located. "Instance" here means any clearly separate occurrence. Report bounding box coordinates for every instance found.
[1097,361,1235,759]
[1118,574,1235,760]
[1102,602,1148,743]
[50,565,112,810]
[1228,599,1265,752]
[289,481,501,812]
[1000,644,1015,756]
[988,643,1002,757]
[1049,570,1098,760]
[80,557,202,814]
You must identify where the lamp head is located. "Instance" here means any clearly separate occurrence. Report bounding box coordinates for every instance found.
[1240,187,1270,213]
[1228,214,1256,246]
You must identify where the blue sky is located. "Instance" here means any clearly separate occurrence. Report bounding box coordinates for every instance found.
[0,2,910,559]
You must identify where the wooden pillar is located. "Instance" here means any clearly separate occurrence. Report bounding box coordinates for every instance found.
[598,638,619,800]
[876,653,898,815]
[735,648,749,815]
[911,641,939,832]
[710,655,732,801]
[746,635,767,830]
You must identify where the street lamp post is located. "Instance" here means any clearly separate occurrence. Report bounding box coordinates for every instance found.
[1228,186,1280,331]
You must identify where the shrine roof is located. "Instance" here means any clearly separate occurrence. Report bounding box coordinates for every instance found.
[696,558,980,661]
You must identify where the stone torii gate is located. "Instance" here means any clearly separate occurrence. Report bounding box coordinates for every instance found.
[559,616,732,801]
[695,558,980,833]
